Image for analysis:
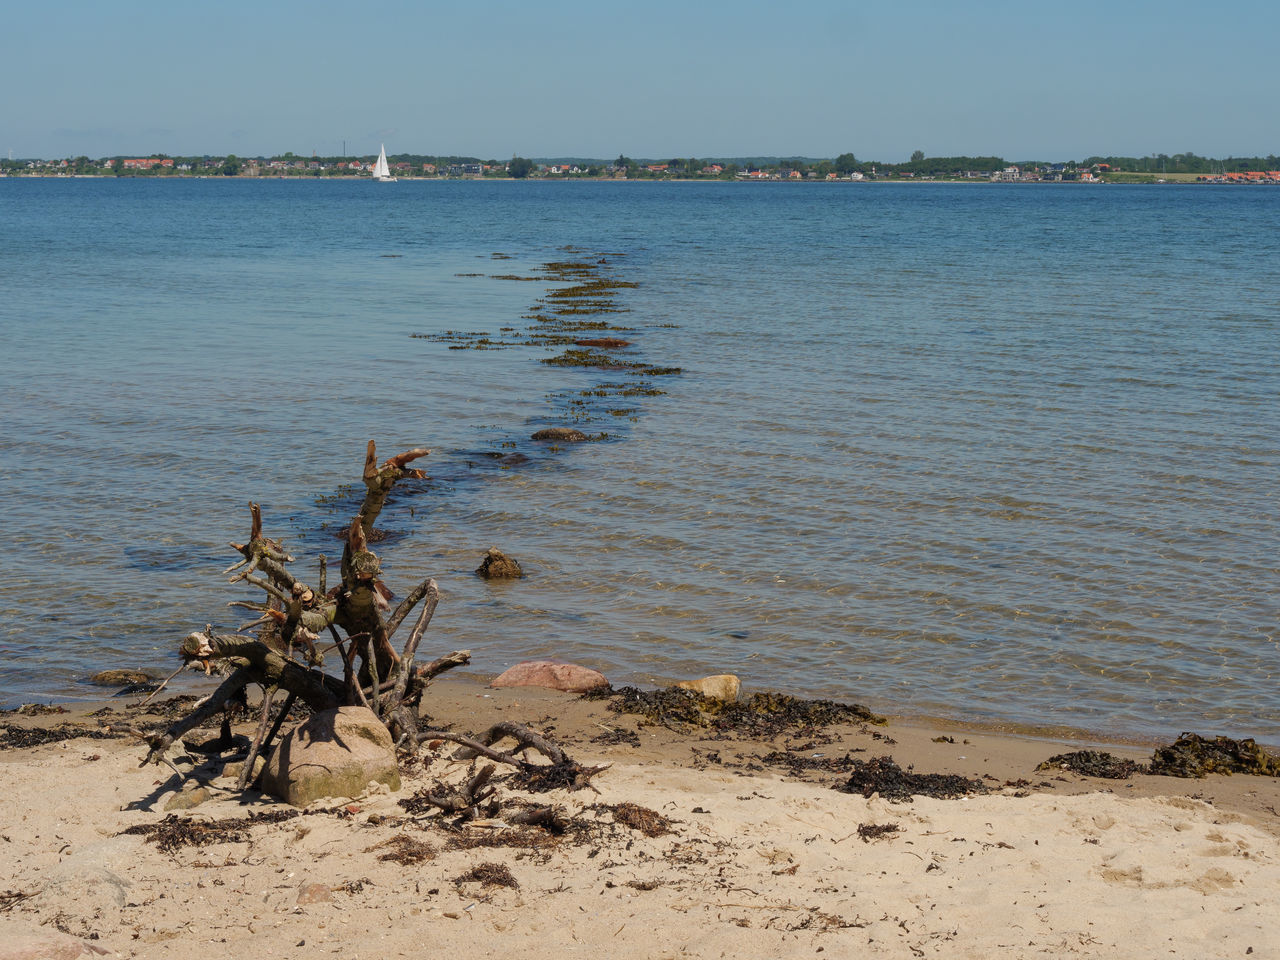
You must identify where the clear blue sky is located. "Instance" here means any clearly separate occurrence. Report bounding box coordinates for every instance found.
[4,0,1276,161]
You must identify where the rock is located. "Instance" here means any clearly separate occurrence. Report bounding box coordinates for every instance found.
[218,754,266,783]
[491,660,609,694]
[676,675,741,701]
[113,681,160,696]
[296,883,333,905]
[262,706,400,807]
[531,427,588,442]
[87,669,152,686]
[475,547,523,579]
[31,838,140,937]
[164,785,213,811]
[0,921,110,959]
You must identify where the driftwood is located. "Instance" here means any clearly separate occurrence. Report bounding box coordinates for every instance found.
[141,442,468,776]
[140,440,598,818]
[423,722,611,794]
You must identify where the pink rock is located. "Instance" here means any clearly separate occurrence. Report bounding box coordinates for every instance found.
[491,660,609,693]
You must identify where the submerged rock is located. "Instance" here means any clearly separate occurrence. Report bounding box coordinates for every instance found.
[476,546,524,579]
[491,660,610,693]
[531,426,588,442]
[676,675,741,702]
[262,706,400,807]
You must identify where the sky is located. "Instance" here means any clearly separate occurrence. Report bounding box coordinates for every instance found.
[4,0,1277,162]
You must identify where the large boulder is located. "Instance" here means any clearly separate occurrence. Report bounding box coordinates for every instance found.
[262,706,400,807]
[491,660,609,694]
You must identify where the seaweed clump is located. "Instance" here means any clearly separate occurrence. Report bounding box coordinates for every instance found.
[597,686,884,737]
[1147,733,1280,779]
[607,802,675,838]
[1036,750,1138,780]
[121,810,300,854]
[454,862,519,890]
[0,724,120,750]
[374,835,437,865]
[857,822,901,842]
[839,756,987,803]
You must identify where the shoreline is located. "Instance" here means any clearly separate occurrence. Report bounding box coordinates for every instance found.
[37,664,1280,754]
[2,678,1277,958]
[9,674,1280,824]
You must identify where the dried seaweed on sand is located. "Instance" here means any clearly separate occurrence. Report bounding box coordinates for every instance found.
[839,756,987,802]
[1147,733,1280,778]
[1036,750,1139,779]
[596,686,884,736]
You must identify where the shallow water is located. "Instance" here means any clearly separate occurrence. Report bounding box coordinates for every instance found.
[1,178,1277,740]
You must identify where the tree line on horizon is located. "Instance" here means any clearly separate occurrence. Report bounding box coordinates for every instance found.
[5,150,1278,178]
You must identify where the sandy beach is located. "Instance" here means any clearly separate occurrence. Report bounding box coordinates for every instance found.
[2,679,1277,960]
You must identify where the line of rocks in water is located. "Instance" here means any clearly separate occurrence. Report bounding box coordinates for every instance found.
[412,248,681,445]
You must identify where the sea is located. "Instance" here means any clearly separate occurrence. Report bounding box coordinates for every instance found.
[1,177,1277,743]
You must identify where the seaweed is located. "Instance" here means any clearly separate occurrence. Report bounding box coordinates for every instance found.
[596,686,884,736]
[1036,750,1138,779]
[1147,733,1280,779]
[839,756,987,803]
[454,862,519,890]
[0,724,120,750]
[509,760,591,793]
[857,822,901,842]
[445,824,563,854]
[756,749,863,776]
[423,252,675,434]
[606,802,675,837]
[540,348,628,368]
[372,834,437,865]
[121,810,300,854]
[590,727,641,747]
[4,704,68,716]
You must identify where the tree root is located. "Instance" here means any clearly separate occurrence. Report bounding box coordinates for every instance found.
[424,721,611,794]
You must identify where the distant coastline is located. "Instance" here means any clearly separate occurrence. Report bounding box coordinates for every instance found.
[5,151,1279,186]
[6,172,1279,186]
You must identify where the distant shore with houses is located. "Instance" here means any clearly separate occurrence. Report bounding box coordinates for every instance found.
[5,155,1279,185]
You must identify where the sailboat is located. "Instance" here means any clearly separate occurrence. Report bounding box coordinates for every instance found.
[372,144,397,182]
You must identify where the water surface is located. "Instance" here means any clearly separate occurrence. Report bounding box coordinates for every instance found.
[1,178,1276,741]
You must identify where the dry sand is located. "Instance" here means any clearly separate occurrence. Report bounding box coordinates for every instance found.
[1,680,1277,959]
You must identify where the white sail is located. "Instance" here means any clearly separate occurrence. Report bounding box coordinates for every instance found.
[372,144,395,181]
